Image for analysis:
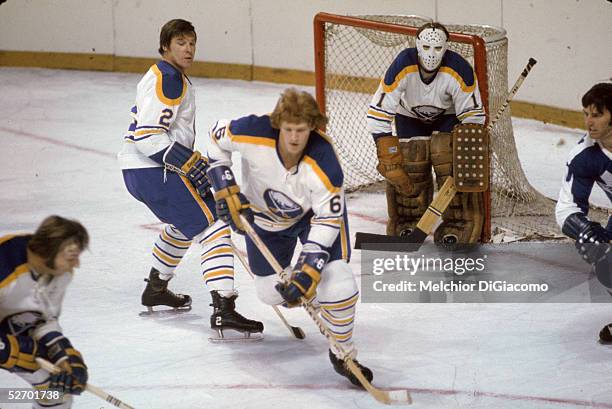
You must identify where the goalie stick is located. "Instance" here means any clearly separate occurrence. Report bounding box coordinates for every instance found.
[230,240,306,340]
[36,358,136,409]
[239,215,412,405]
[355,58,538,250]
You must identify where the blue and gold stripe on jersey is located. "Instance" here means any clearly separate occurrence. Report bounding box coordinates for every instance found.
[228,115,344,193]
[0,235,31,290]
[367,105,395,124]
[303,131,344,193]
[227,114,277,148]
[152,61,188,106]
[381,48,476,93]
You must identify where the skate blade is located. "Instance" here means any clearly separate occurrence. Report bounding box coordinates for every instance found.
[208,328,264,343]
[139,305,193,317]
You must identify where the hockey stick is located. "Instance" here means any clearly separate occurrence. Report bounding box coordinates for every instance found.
[239,215,412,405]
[355,58,538,250]
[35,358,136,409]
[230,240,306,339]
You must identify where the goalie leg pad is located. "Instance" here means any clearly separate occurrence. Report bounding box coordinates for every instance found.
[386,138,433,236]
[431,132,484,244]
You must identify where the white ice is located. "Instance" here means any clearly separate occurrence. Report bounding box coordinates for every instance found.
[0,68,611,409]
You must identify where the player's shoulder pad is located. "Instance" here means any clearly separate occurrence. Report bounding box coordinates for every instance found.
[229,114,277,141]
[568,136,608,176]
[0,235,30,284]
[439,50,476,87]
[303,131,344,188]
[152,61,187,105]
[383,48,419,86]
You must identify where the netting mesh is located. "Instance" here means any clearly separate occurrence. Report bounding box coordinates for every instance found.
[318,14,609,240]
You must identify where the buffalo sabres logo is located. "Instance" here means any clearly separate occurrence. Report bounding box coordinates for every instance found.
[412,105,445,122]
[264,189,303,219]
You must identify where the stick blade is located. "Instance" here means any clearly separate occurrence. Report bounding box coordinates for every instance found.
[354,229,427,251]
[370,388,413,405]
[387,389,413,405]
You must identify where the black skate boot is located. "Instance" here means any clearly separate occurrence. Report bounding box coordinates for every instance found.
[141,268,192,314]
[209,291,263,341]
[599,323,612,344]
[329,349,373,388]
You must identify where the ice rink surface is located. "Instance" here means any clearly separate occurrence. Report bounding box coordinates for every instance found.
[0,68,611,408]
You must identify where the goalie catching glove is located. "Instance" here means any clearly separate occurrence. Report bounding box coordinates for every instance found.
[207,165,253,234]
[162,141,211,197]
[37,331,88,395]
[276,243,329,306]
[0,333,39,372]
[375,136,413,194]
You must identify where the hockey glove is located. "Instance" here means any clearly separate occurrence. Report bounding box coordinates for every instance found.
[207,165,254,234]
[563,213,611,265]
[37,332,88,395]
[162,141,211,198]
[375,136,413,194]
[276,244,329,307]
[0,333,40,372]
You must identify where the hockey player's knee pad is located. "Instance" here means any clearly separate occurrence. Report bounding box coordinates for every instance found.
[254,274,285,305]
[317,260,359,305]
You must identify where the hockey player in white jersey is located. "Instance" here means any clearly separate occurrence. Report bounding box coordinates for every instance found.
[0,216,89,408]
[205,88,373,386]
[366,22,486,245]
[555,83,612,343]
[117,19,262,338]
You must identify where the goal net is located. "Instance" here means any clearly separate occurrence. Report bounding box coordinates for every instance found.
[314,13,608,242]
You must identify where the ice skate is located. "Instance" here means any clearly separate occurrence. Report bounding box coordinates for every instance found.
[599,323,612,344]
[328,349,373,388]
[208,290,264,342]
[140,269,192,315]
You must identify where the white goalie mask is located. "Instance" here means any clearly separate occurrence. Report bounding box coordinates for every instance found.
[416,26,448,72]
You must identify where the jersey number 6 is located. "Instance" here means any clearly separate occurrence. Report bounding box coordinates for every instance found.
[330,195,342,213]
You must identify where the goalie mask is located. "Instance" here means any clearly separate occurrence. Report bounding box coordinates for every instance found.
[416,23,449,72]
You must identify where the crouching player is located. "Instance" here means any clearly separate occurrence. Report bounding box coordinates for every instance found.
[204,88,374,386]
[555,83,612,343]
[0,216,89,408]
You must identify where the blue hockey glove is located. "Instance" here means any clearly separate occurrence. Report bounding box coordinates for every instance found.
[207,165,253,234]
[162,141,211,198]
[38,332,88,395]
[0,333,39,372]
[276,244,329,306]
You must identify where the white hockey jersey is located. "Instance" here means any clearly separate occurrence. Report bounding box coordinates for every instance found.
[366,48,485,137]
[118,60,196,169]
[0,235,69,339]
[555,134,612,228]
[206,115,348,252]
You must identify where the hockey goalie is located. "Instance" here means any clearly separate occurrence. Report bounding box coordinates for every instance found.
[366,21,487,244]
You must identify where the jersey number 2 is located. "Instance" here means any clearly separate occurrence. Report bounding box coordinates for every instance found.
[159,109,173,127]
